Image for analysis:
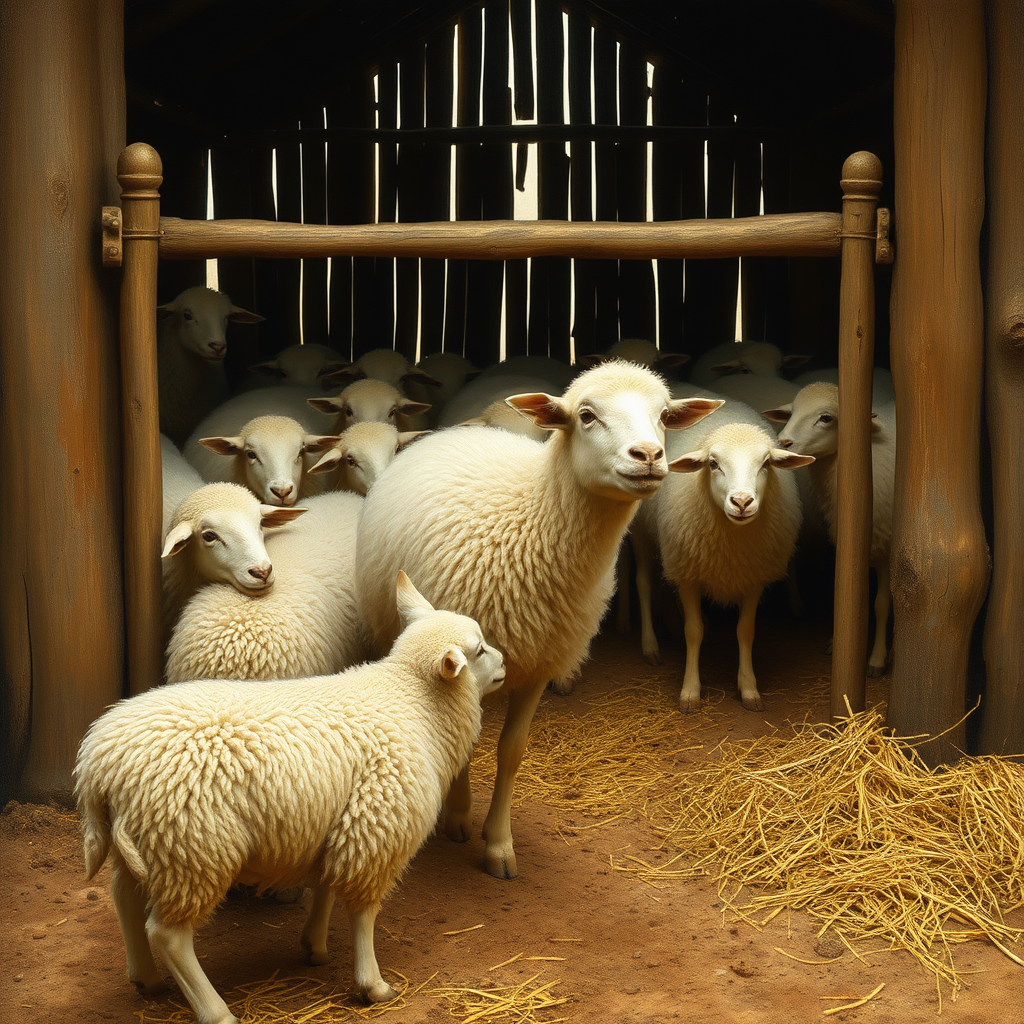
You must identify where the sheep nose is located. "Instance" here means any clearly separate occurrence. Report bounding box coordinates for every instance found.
[730,493,754,513]
[628,442,663,465]
[270,484,294,503]
[249,565,271,582]
[779,437,793,449]
[208,341,226,357]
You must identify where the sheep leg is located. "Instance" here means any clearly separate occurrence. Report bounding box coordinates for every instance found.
[736,587,764,711]
[442,762,474,843]
[109,857,167,996]
[632,527,661,665]
[867,559,892,677]
[481,681,547,879]
[146,912,236,1024]
[678,583,704,713]
[300,885,335,965]
[349,904,397,1003]
[614,537,632,634]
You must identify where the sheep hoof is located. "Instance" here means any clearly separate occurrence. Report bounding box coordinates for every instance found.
[360,981,398,1003]
[642,650,661,667]
[300,934,330,966]
[273,886,303,904]
[866,663,886,678]
[484,849,518,880]
[132,977,171,998]
[741,693,764,712]
[443,819,471,843]
[548,674,577,696]
[678,693,701,714]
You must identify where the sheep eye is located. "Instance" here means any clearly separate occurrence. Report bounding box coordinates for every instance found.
[346,455,357,467]
[394,444,402,455]
[739,365,751,374]
[708,457,719,470]
[819,414,834,425]
[579,409,597,425]
[387,407,397,420]
[245,450,257,461]
[477,644,485,657]
[343,406,353,418]
[182,309,194,322]
[201,530,218,543]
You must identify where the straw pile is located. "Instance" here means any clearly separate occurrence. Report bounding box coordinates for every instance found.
[615,706,1024,1004]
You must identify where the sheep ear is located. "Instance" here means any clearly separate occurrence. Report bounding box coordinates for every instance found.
[663,398,724,430]
[199,435,244,456]
[652,352,690,373]
[770,449,815,470]
[397,399,432,417]
[708,358,742,375]
[227,305,265,324]
[505,392,570,429]
[156,304,175,321]
[762,404,793,424]
[307,396,342,415]
[318,360,351,379]
[161,522,194,558]
[668,451,706,474]
[575,353,606,370]
[401,369,443,388]
[308,448,342,474]
[248,360,285,379]
[396,570,435,627]
[781,354,812,372]
[320,366,361,388]
[398,430,430,448]
[438,647,468,681]
[260,505,308,527]
[302,434,342,455]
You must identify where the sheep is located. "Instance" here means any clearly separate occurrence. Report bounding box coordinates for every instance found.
[764,381,897,676]
[161,482,306,638]
[75,571,506,1022]
[164,490,365,684]
[631,399,814,712]
[437,373,563,436]
[160,434,203,541]
[157,286,263,446]
[307,377,432,433]
[577,338,690,378]
[356,360,722,878]
[403,351,480,425]
[474,354,577,392]
[306,421,428,495]
[241,342,350,391]
[688,340,809,388]
[708,373,801,420]
[793,366,897,406]
[320,347,442,392]
[187,414,339,507]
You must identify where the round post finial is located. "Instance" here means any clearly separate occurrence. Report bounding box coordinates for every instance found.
[117,143,163,197]
[841,151,883,198]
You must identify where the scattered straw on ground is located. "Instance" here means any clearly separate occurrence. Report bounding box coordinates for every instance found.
[613,705,1024,1006]
[428,974,568,1023]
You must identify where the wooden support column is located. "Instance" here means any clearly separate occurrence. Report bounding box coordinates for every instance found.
[980,0,1024,756]
[889,0,989,764]
[117,143,164,698]
[830,153,881,720]
[0,0,126,802]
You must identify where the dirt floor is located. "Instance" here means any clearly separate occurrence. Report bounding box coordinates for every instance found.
[3,602,1023,1024]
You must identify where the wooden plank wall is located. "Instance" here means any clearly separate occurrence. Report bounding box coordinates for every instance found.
[130,0,854,378]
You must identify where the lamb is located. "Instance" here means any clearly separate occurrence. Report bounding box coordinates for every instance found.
[356,360,721,878]
[160,434,203,541]
[688,340,809,388]
[577,338,690,377]
[631,399,813,712]
[75,572,506,1023]
[307,421,427,495]
[307,377,432,432]
[157,286,263,446]
[188,414,339,506]
[164,491,365,684]
[242,342,349,391]
[321,347,442,392]
[161,482,306,637]
[764,381,897,676]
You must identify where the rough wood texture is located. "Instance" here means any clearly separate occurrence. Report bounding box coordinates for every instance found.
[0,0,126,801]
[830,152,882,720]
[980,0,1024,756]
[888,0,989,765]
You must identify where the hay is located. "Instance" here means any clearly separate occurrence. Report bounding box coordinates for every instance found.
[614,705,1024,1004]
[428,974,568,1023]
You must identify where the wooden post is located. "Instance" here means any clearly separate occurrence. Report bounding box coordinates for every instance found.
[117,143,164,697]
[0,0,126,801]
[889,0,989,764]
[830,152,881,720]
[980,0,1024,756]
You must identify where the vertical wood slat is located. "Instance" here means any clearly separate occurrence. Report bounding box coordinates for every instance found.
[568,9,596,358]
[652,64,684,355]
[510,0,535,121]
[733,105,766,341]
[395,41,425,362]
[888,0,989,766]
[506,0,533,356]
[326,94,354,355]
[250,147,286,358]
[830,153,881,720]
[300,104,329,345]
[273,123,303,345]
[759,138,793,347]
[593,24,618,351]
[349,73,379,355]
[980,0,1024,756]
[373,61,399,355]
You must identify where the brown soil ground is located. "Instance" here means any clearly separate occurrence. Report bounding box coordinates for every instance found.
[2,603,1022,1024]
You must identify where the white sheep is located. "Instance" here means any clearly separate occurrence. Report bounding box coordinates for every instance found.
[75,572,506,1022]
[160,434,203,541]
[164,491,365,684]
[474,354,577,392]
[307,421,427,495]
[709,373,801,419]
[793,366,897,405]
[321,347,442,391]
[241,342,350,391]
[764,381,897,676]
[356,360,721,878]
[577,338,690,377]
[157,286,263,446]
[161,482,306,637]
[307,377,432,432]
[188,414,339,507]
[403,351,480,425]
[632,399,813,712]
[688,340,809,388]
[437,373,562,436]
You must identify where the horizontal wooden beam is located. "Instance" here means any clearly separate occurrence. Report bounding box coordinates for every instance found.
[157,213,843,261]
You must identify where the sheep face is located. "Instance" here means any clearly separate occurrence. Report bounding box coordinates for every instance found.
[506,362,722,503]
[199,416,339,506]
[157,286,263,364]
[767,382,841,458]
[162,494,306,593]
[669,423,814,522]
[248,343,350,389]
[309,422,426,495]
[308,378,432,431]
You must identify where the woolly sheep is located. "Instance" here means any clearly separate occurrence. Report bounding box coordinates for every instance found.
[75,572,506,1022]
[165,491,365,684]
[307,377,432,433]
[793,366,897,406]
[189,414,339,507]
[160,434,203,541]
[161,482,306,637]
[356,360,721,878]
[437,373,562,437]
[321,347,442,391]
[709,373,802,420]
[307,421,427,495]
[157,286,263,446]
[632,399,813,712]
[688,340,809,388]
[403,351,480,425]
[241,342,349,391]
[577,338,690,377]
[475,354,577,392]
[764,381,897,676]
